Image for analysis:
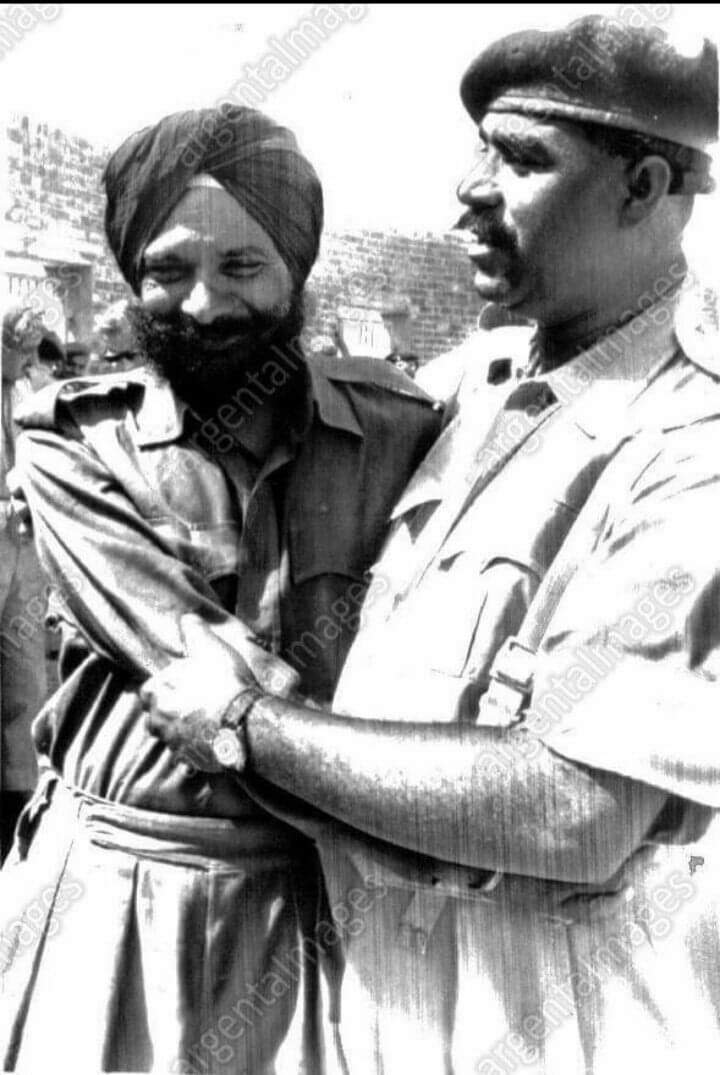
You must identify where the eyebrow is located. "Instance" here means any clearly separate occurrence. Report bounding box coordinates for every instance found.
[144,245,269,262]
[143,251,185,264]
[221,247,268,259]
[479,125,555,164]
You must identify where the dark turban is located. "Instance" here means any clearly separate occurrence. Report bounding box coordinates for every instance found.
[103,107,324,294]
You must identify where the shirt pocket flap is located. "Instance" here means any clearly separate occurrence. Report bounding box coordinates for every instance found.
[420,544,538,679]
[438,492,579,579]
[288,514,373,586]
[437,533,543,580]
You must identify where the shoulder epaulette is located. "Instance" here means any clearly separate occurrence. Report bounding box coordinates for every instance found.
[309,353,439,406]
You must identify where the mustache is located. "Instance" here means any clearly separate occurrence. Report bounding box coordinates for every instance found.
[129,308,284,348]
[452,210,514,251]
[125,299,308,373]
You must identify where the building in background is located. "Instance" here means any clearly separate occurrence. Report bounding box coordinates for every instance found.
[2,114,485,367]
[1,116,126,348]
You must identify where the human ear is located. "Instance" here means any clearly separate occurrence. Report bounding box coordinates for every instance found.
[621,155,673,223]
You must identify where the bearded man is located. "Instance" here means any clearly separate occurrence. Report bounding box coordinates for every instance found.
[0,106,440,1073]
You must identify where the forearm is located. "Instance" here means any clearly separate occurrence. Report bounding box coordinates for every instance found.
[245,695,666,883]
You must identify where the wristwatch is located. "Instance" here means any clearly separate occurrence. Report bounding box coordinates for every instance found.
[211,686,265,771]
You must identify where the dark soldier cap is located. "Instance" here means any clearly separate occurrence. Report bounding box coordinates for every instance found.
[460,15,717,191]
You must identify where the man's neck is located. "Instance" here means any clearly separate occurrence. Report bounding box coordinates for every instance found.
[531,262,685,373]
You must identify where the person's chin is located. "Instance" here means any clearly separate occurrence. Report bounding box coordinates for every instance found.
[468,248,517,301]
[471,269,529,308]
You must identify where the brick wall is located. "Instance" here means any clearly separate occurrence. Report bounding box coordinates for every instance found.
[307,230,482,360]
[3,115,128,313]
[3,115,483,362]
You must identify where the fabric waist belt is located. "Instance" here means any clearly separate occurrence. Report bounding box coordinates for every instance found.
[23,768,311,872]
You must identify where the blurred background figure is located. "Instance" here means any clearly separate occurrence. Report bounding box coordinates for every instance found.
[87,299,141,374]
[1,305,49,859]
[383,319,420,378]
[64,342,91,377]
[384,349,419,378]
[313,318,421,377]
[37,328,67,380]
[308,333,341,358]
[331,318,351,359]
[308,318,351,360]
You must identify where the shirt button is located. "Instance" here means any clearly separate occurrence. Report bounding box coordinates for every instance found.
[318,503,330,515]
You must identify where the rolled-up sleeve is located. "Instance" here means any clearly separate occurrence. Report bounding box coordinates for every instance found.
[15,427,237,677]
[526,416,720,808]
[14,427,294,688]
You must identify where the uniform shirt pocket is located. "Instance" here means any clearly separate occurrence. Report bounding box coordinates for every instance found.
[288,512,374,587]
[419,547,538,681]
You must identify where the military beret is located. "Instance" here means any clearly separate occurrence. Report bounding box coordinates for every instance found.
[461,15,717,160]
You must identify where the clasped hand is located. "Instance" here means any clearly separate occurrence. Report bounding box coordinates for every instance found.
[141,614,261,773]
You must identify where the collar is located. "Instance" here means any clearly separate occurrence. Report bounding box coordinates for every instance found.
[133,356,365,448]
[389,285,708,520]
[673,280,719,375]
[130,371,186,446]
[537,292,680,438]
[306,357,364,438]
[485,283,717,438]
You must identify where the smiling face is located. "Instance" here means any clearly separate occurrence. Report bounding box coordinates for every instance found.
[456,112,630,326]
[134,184,304,407]
[140,184,295,336]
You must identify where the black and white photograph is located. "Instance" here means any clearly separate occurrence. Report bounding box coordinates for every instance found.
[0,4,718,1073]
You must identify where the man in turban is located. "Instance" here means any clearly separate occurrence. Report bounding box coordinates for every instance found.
[0,106,440,1073]
[143,18,720,1074]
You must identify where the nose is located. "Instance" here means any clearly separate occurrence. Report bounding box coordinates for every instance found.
[181,277,231,324]
[456,154,503,209]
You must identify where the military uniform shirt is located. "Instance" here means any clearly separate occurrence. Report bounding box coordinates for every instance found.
[13,355,441,818]
[323,286,720,1075]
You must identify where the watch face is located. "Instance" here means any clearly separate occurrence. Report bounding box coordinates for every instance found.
[212,728,244,769]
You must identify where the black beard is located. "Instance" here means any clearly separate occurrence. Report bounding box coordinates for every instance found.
[127,294,307,415]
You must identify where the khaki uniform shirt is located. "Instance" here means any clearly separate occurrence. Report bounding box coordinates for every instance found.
[13,355,440,818]
[321,287,720,1074]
